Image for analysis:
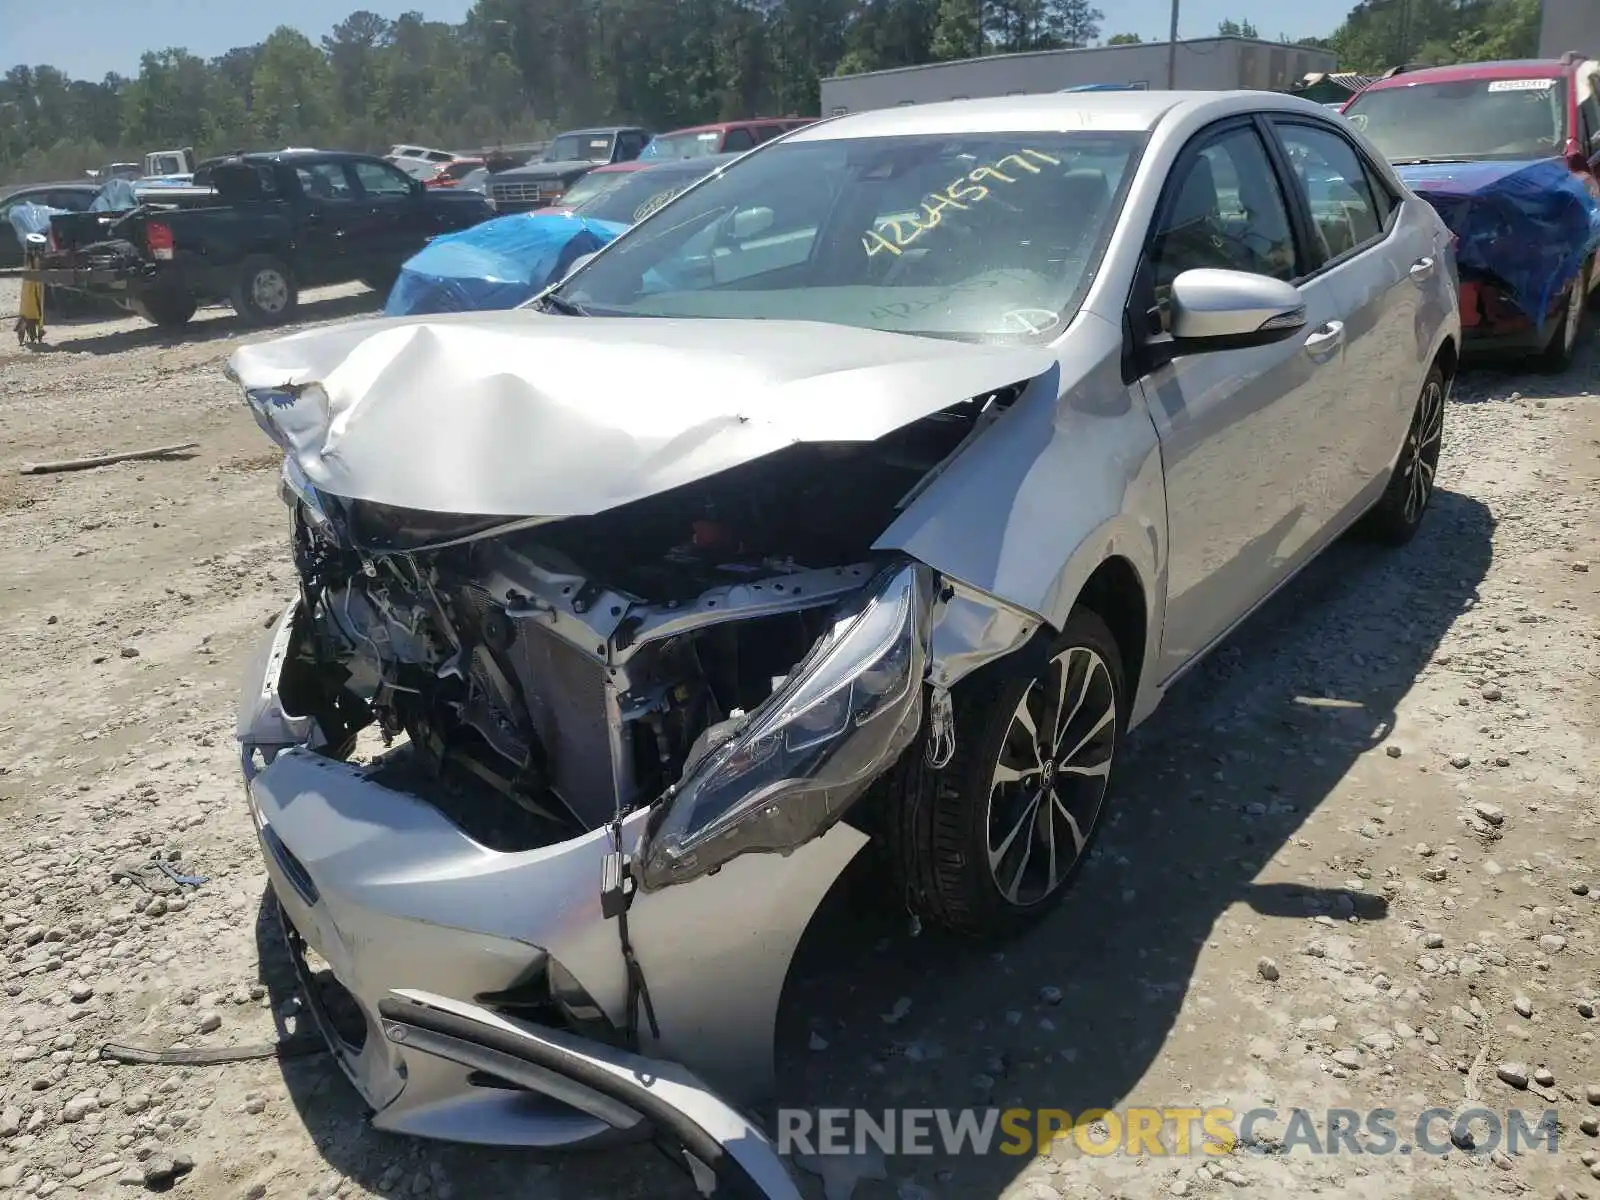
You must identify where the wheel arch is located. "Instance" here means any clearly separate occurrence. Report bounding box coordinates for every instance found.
[1074,554,1150,720]
[1433,334,1459,389]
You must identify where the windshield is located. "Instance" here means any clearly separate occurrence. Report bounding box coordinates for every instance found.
[557,170,631,209]
[550,130,1144,342]
[546,133,615,163]
[639,130,724,161]
[574,164,718,224]
[1344,77,1570,162]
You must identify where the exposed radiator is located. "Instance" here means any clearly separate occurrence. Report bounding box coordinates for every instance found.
[505,618,619,830]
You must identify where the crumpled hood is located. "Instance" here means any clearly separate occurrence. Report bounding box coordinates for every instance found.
[1393,158,1549,197]
[1395,157,1600,322]
[226,311,1055,518]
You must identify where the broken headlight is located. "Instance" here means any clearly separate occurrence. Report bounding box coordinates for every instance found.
[278,455,331,529]
[639,560,933,889]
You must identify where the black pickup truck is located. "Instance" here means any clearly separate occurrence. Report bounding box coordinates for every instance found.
[26,149,493,328]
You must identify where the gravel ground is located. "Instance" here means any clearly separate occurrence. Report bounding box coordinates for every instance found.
[0,274,1597,1200]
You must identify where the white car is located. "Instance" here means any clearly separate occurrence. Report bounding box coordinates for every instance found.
[384,144,457,180]
[231,90,1459,1197]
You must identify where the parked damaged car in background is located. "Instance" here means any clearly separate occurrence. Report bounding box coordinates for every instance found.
[1341,56,1600,371]
[231,91,1459,1196]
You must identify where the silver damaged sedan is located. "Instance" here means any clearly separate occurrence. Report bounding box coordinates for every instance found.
[230,90,1459,1195]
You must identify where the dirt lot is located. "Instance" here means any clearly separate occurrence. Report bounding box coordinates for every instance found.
[0,275,1597,1200]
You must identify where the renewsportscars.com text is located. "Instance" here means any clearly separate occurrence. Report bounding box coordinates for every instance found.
[776,1106,1561,1158]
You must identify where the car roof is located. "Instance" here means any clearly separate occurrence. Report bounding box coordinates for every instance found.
[556,126,644,137]
[6,181,97,194]
[1357,59,1589,93]
[785,91,1336,141]
[660,118,810,135]
[230,149,382,163]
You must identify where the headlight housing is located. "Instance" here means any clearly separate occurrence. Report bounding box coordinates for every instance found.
[639,560,933,890]
[278,454,332,529]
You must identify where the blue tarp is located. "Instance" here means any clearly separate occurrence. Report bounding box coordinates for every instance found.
[7,176,141,248]
[384,212,630,317]
[91,178,139,210]
[8,203,60,245]
[1396,158,1600,327]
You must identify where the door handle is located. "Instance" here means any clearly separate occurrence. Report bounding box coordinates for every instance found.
[1409,257,1435,282]
[1304,321,1345,356]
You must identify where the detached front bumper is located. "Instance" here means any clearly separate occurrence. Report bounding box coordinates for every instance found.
[238,601,862,1186]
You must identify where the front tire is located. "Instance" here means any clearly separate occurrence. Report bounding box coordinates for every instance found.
[902,607,1126,940]
[231,255,298,326]
[1535,261,1587,373]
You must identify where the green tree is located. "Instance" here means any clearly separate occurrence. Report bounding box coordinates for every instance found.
[1105,32,1142,44]
[1050,0,1103,47]
[0,0,1548,187]
[1447,0,1539,63]
[120,50,212,147]
[1217,18,1260,38]
[323,11,393,120]
[251,28,334,144]
[931,0,982,60]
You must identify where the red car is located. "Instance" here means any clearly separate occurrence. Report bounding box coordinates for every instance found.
[636,117,815,162]
[1342,54,1600,366]
[424,158,486,189]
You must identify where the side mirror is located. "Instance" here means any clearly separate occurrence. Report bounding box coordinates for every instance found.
[1168,268,1307,349]
[728,206,774,240]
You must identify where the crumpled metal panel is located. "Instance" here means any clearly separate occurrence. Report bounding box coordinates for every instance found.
[875,311,1165,636]
[1395,158,1600,325]
[225,314,1054,519]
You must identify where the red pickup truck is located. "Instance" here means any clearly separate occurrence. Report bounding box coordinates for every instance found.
[636,117,815,162]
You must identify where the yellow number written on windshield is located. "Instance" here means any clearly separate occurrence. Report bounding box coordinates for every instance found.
[862,148,1062,258]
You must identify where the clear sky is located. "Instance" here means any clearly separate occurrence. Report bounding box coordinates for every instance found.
[3,0,1343,80]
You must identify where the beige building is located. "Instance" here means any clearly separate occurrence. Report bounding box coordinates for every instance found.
[1539,0,1600,57]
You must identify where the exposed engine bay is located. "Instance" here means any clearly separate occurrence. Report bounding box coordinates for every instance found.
[273,386,1020,851]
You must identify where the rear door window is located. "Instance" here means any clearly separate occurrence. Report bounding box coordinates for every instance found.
[295,162,356,201]
[352,159,417,198]
[721,127,755,153]
[49,190,96,211]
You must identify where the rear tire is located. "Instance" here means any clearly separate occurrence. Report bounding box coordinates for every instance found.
[896,607,1126,940]
[1359,364,1445,546]
[130,288,197,329]
[231,256,298,326]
